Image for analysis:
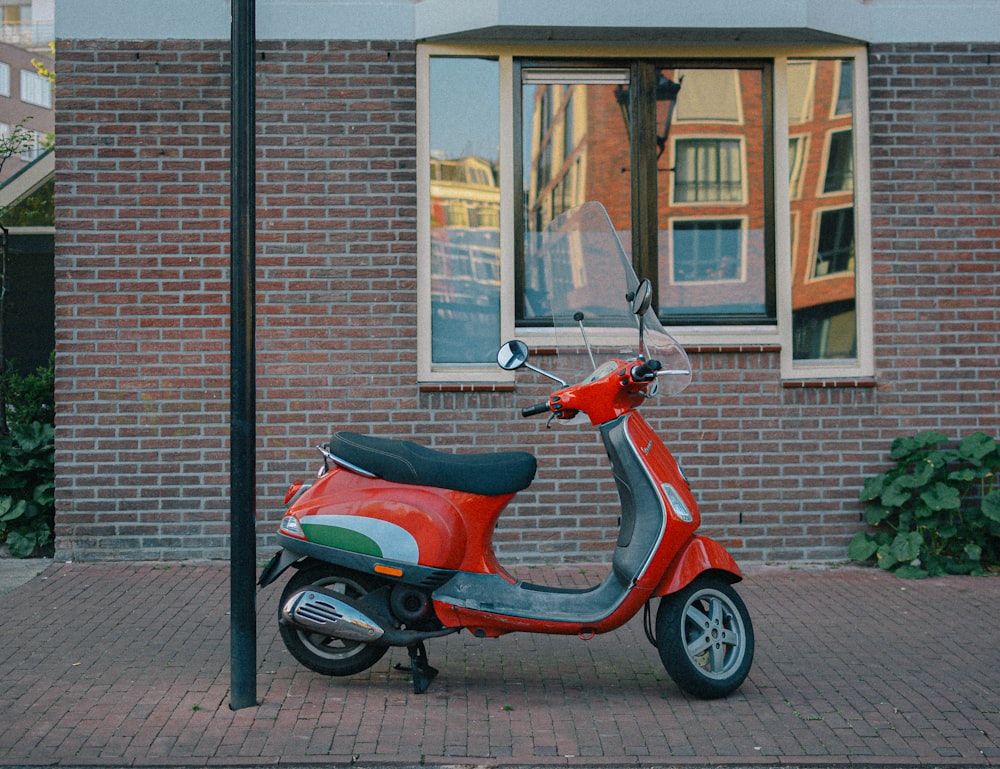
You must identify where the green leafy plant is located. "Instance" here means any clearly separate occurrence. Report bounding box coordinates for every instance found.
[0,420,55,557]
[850,431,1000,578]
[0,355,55,558]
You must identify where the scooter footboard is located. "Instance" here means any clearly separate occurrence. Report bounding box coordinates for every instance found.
[653,535,742,597]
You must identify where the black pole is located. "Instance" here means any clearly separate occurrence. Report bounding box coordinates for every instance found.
[229,0,257,711]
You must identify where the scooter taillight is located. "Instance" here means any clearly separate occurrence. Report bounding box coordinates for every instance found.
[279,515,307,539]
[284,481,305,505]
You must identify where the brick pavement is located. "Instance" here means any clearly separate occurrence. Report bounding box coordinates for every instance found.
[0,561,998,768]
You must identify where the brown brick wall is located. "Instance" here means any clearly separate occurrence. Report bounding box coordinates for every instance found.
[53,40,1000,564]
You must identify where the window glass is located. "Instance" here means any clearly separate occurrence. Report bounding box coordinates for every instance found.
[20,69,51,108]
[823,130,853,193]
[520,68,632,323]
[658,66,769,321]
[428,57,500,364]
[789,59,857,361]
[0,63,10,97]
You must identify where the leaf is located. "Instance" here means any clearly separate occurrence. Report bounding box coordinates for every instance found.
[894,564,929,579]
[983,491,1000,523]
[860,474,885,502]
[865,503,890,525]
[875,544,898,571]
[881,481,913,508]
[964,543,982,562]
[936,524,957,540]
[920,482,961,511]
[890,530,924,563]
[896,462,935,488]
[0,498,27,523]
[958,432,996,462]
[947,467,977,483]
[5,528,38,558]
[11,422,54,454]
[849,532,878,562]
[890,432,948,462]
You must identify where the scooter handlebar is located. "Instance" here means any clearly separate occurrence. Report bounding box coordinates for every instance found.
[521,401,552,418]
[631,359,662,381]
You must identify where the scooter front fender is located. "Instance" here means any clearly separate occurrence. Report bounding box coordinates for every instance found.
[653,535,742,597]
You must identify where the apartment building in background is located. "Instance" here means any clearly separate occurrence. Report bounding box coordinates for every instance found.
[0,0,53,183]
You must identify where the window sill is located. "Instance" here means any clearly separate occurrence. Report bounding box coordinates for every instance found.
[781,378,876,389]
[419,382,516,393]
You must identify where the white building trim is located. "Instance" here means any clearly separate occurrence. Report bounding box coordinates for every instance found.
[55,0,1000,43]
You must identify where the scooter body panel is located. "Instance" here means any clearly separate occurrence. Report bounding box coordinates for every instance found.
[281,465,516,575]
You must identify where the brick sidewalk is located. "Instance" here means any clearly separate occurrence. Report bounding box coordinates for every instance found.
[0,561,997,767]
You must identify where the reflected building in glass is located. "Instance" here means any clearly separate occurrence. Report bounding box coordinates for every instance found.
[787,59,857,360]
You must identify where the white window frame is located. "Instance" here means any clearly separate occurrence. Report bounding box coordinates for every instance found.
[417,44,873,384]
[0,62,10,97]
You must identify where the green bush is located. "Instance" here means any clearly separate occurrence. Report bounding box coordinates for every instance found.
[0,354,55,558]
[0,421,55,557]
[850,431,1000,578]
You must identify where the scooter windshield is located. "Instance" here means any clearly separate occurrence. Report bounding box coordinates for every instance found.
[523,202,692,397]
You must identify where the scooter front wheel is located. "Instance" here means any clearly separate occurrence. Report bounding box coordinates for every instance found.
[278,562,389,677]
[655,575,754,699]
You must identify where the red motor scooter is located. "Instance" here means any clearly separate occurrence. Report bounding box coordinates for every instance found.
[259,201,754,698]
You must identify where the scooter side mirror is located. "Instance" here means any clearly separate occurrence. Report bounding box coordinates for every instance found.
[631,278,653,317]
[497,339,530,371]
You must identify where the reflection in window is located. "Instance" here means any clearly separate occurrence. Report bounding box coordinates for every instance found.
[674,139,743,203]
[834,60,853,116]
[672,220,742,283]
[789,59,857,361]
[429,57,500,364]
[788,135,807,199]
[823,130,854,193]
[673,69,741,122]
[657,66,768,320]
[814,207,854,276]
[520,68,632,323]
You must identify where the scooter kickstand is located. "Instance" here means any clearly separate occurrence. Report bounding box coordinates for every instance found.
[397,642,438,694]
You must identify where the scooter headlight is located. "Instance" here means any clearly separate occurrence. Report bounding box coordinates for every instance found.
[662,483,693,523]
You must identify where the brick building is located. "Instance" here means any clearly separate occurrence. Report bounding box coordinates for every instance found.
[53,1,1000,564]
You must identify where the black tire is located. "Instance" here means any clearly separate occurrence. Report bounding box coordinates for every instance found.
[656,574,754,698]
[278,562,389,677]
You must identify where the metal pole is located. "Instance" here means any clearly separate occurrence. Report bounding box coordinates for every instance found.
[229,0,257,711]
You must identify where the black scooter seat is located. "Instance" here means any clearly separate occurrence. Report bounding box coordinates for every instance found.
[329,431,537,497]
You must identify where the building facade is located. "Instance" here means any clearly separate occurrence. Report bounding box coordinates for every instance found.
[53,0,1000,564]
[0,37,53,184]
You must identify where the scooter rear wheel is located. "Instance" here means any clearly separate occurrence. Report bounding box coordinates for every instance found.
[655,574,754,699]
[278,561,389,677]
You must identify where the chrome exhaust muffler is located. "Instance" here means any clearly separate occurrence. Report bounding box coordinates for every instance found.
[280,586,385,643]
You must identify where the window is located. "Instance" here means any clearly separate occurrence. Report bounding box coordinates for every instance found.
[520,67,632,324]
[426,57,500,366]
[674,139,743,203]
[18,129,45,162]
[0,63,9,97]
[517,62,770,328]
[20,69,51,108]
[787,58,867,371]
[417,47,872,382]
[823,130,853,194]
[813,207,854,277]
[671,220,744,284]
